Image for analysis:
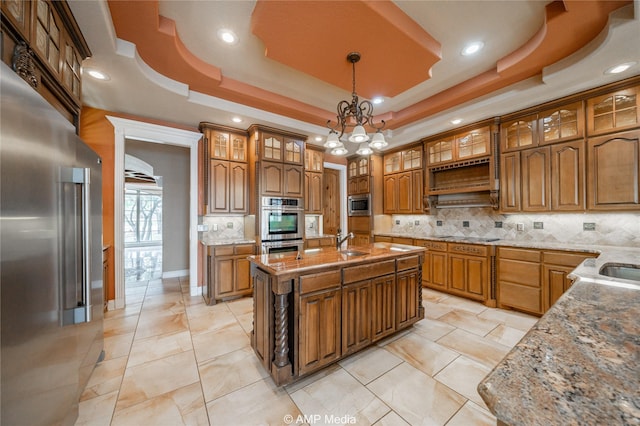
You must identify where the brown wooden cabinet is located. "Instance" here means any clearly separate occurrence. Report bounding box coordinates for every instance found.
[497,247,542,315]
[587,129,640,210]
[1,0,90,128]
[498,247,597,315]
[203,243,256,305]
[412,239,448,291]
[396,256,421,328]
[199,123,249,214]
[383,145,424,214]
[587,85,639,136]
[501,140,586,213]
[249,126,307,198]
[304,236,334,249]
[304,145,324,213]
[447,243,490,302]
[427,126,490,165]
[347,156,371,195]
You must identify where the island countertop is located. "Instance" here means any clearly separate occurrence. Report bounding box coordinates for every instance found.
[477,250,640,425]
[248,242,426,276]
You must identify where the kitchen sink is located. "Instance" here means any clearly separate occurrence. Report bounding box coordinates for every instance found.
[599,263,640,281]
[341,250,369,257]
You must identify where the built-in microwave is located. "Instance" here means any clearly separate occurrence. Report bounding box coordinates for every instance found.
[260,197,304,241]
[347,194,371,216]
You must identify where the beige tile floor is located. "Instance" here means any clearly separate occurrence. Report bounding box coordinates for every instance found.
[75,276,538,426]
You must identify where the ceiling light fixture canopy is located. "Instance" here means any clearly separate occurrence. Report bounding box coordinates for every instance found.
[327,52,386,149]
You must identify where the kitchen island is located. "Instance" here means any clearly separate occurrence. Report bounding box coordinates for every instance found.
[249,242,425,385]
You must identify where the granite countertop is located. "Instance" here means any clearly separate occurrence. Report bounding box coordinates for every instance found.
[477,248,640,425]
[200,237,256,246]
[248,242,425,276]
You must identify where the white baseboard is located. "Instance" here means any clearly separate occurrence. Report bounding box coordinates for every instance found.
[163,269,189,278]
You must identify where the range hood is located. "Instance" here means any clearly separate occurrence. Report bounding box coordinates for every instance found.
[125,154,160,186]
[425,157,499,210]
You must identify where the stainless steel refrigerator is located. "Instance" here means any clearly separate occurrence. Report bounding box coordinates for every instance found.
[1,62,104,425]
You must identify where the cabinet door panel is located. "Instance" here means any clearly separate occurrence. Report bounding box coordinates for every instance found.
[466,258,486,297]
[587,131,640,210]
[284,165,304,197]
[235,257,251,292]
[210,160,229,213]
[412,170,423,213]
[299,289,341,375]
[229,162,248,213]
[500,152,521,211]
[430,252,448,289]
[383,175,398,213]
[397,173,412,213]
[397,270,419,328]
[371,275,396,340]
[521,148,550,211]
[342,281,372,355]
[215,258,234,295]
[261,162,284,196]
[551,141,585,211]
[449,256,466,292]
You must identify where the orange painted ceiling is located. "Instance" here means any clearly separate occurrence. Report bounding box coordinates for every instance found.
[106,0,630,132]
[71,0,639,149]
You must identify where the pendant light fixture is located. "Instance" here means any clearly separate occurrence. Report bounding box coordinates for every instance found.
[326,52,386,154]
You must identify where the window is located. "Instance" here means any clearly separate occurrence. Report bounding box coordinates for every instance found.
[124,188,162,245]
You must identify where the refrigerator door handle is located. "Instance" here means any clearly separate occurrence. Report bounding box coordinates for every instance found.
[61,167,92,325]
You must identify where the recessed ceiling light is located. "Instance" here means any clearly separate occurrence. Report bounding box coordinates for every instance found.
[231,116,243,123]
[451,118,463,125]
[314,136,323,142]
[86,69,110,81]
[372,96,384,105]
[604,62,636,75]
[461,41,484,56]
[217,29,238,45]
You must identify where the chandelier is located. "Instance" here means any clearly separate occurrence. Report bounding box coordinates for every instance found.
[324,52,387,155]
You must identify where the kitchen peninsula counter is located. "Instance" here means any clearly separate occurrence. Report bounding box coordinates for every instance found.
[249,243,426,385]
[478,248,640,425]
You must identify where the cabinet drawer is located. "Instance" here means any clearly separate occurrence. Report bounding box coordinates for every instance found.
[397,256,420,271]
[393,237,413,245]
[234,244,255,255]
[448,243,488,257]
[300,270,342,294]
[498,258,540,287]
[213,246,234,256]
[375,236,393,243]
[414,239,447,252]
[543,251,595,267]
[498,247,541,262]
[344,260,395,284]
[499,282,541,314]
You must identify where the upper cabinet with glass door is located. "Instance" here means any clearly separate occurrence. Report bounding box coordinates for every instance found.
[587,85,640,136]
[426,126,490,165]
[199,124,248,162]
[500,115,537,152]
[538,102,584,145]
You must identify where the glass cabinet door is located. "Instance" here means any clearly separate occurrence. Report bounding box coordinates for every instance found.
[456,127,489,159]
[588,87,639,135]
[501,116,537,152]
[428,139,453,164]
[539,102,583,145]
[262,134,283,161]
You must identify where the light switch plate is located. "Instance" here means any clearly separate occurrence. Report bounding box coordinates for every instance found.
[516,223,524,231]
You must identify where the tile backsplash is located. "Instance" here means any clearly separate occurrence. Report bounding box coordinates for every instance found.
[388,208,640,247]
[201,215,255,240]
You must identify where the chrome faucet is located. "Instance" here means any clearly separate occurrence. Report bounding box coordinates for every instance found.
[336,229,354,249]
